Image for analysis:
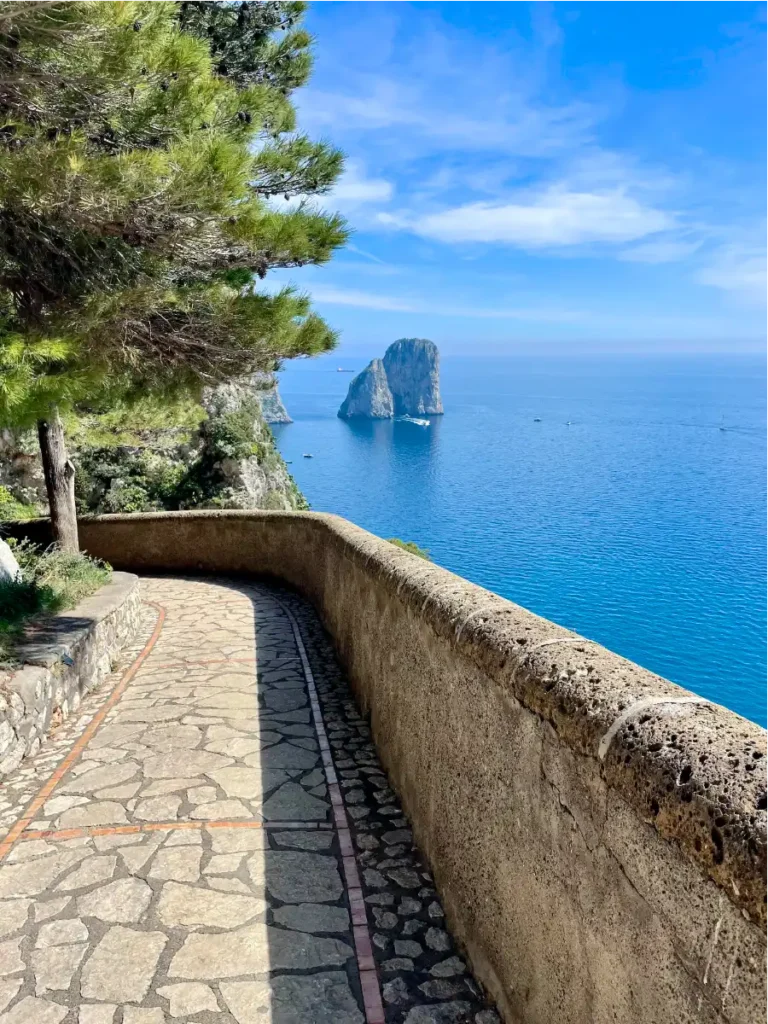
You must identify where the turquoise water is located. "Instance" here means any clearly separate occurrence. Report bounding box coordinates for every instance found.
[273,353,767,727]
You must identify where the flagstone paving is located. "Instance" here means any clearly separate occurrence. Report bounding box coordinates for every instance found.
[0,577,499,1024]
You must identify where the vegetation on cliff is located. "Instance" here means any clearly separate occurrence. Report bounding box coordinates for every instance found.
[0,487,36,522]
[388,538,430,560]
[0,1,345,549]
[0,391,308,520]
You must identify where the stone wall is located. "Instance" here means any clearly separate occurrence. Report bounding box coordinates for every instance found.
[16,510,767,1024]
[0,573,140,777]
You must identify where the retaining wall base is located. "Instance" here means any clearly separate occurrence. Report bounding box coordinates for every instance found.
[0,572,140,777]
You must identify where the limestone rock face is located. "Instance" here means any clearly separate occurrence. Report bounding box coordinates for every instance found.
[337,340,443,419]
[338,359,394,419]
[383,338,443,416]
[256,385,292,424]
[201,382,301,511]
[0,429,46,507]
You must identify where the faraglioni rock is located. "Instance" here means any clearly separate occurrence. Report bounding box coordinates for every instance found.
[338,339,443,419]
[338,358,394,419]
[383,338,443,416]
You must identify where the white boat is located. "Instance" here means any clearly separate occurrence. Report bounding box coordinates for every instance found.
[302,453,313,458]
[396,415,430,427]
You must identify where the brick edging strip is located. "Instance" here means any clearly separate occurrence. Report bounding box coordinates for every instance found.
[15,819,335,843]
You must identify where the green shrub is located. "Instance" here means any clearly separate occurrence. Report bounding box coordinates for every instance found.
[173,400,264,508]
[387,538,430,560]
[0,486,37,522]
[0,541,111,663]
[204,402,264,461]
[75,448,188,515]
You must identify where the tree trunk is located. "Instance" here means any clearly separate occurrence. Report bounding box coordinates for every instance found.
[37,408,79,553]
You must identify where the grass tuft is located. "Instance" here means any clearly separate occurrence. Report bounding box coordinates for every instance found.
[387,537,430,560]
[0,540,111,663]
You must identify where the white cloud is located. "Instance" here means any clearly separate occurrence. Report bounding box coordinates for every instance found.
[330,163,393,206]
[696,246,766,302]
[620,239,702,264]
[297,10,702,263]
[389,188,673,249]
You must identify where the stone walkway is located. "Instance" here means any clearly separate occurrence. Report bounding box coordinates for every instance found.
[0,578,498,1024]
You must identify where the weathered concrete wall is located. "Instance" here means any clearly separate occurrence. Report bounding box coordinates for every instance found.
[0,573,140,777]
[19,510,767,1024]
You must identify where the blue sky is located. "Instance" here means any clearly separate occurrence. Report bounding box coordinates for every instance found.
[271,1,766,354]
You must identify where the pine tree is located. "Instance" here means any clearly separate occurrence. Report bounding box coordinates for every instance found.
[0,1,347,550]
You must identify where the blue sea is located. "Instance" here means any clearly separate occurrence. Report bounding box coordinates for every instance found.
[273,353,766,727]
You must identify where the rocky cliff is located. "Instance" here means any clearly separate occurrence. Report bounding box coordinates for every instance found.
[257,385,292,424]
[338,339,442,419]
[198,381,303,510]
[338,358,394,419]
[250,373,292,424]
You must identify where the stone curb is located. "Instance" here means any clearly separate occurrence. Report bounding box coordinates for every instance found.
[0,572,140,778]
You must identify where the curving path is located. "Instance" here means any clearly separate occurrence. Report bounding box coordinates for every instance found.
[0,578,499,1024]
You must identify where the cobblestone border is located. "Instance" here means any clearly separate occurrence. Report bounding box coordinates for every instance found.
[276,586,500,1024]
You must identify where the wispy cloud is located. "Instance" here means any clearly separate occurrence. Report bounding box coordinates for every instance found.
[298,11,599,162]
[302,81,596,159]
[329,162,393,209]
[305,284,738,334]
[382,187,674,248]
[300,9,709,253]
[696,245,766,302]
[308,284,582,321]
[344,244,388,265]
[308,286,416,313]
[620,239,703,264]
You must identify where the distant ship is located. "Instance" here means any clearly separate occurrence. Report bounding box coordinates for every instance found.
[337,367,354,372]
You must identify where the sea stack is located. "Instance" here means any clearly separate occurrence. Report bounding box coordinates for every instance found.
[338,358,394,419]
[383,338,443,416]
[338,339,443,419]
